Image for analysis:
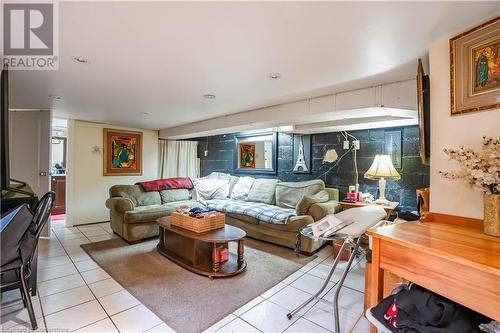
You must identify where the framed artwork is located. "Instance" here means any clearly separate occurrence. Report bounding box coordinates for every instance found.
[239,143,256,168]
[417,59,430,165]
[233,132,277,175]
[450,16,500,115]
[384,130,402,169]
[292,134,311,174]
[103,128,142,176]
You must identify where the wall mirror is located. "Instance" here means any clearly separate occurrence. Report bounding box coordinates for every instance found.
[234,132,277,175]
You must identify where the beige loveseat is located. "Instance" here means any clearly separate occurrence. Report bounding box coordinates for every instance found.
[106,178,340,254]
[105,185,203,242]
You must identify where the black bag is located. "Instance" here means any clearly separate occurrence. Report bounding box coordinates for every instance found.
[370,284,487,333]
[1,204,34,267]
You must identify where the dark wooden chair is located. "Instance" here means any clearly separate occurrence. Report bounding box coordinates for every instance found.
[0,192,55,330]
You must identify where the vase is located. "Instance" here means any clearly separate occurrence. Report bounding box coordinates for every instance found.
[484,193,500,237]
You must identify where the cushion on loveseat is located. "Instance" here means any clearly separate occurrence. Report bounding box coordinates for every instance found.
[123,200,203,224]
[160,189,191,203]
[258,215,314,232]
[226,212,260,225]
[105,197,135,213]
[123,205,169,224]
[308,200,342,221]
[246,179,278,204]
[230,176,255,200]
[109,185,161,207]
[206,199,295,224]
[193,178,229,201]
[163,200,204,212]
[275,180,325,209]
[228,175,239,196]
[296,190,330,215]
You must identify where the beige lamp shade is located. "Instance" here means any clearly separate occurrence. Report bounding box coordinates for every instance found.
[364,155,401,180]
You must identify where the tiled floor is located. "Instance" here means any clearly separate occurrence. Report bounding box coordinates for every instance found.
[1,220,370,333]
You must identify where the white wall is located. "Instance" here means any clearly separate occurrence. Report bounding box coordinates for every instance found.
[429,37,500,219]
[66,120,159,226]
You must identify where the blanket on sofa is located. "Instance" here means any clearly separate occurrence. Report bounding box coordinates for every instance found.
[206,199,296,224]
[136,177,193,192]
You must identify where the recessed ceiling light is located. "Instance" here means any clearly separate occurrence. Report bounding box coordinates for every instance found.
[72,56,90,64]
[203,94,216,99]
[268,72,282,79]
[49,94,62,100]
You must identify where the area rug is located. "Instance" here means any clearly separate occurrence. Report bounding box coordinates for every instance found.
[81,237,314,332]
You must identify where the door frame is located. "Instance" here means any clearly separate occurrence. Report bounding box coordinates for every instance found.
[9,109,52,235]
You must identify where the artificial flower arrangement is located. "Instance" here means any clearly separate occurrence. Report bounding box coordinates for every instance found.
[440,136,500,237]
[439,136,499,195]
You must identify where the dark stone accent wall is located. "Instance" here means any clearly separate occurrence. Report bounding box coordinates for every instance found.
[194,125,429,212]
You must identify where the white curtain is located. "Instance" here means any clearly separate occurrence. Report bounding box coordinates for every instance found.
[159,140,199,179]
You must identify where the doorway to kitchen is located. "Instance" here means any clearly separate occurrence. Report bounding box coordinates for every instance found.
[51,118,67,227]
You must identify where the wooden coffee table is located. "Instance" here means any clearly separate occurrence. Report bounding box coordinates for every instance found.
[156,216,247,278]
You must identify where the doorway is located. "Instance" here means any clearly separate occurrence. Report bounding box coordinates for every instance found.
[51,118,68,225]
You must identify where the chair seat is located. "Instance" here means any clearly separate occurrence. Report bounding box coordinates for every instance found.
[1,258,22,271]
[1,259,22,291]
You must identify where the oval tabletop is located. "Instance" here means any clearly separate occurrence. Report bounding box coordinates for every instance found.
[157,216,246,242]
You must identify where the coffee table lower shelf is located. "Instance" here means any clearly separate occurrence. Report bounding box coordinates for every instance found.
[157,245,246,278]
[156,217,247,278]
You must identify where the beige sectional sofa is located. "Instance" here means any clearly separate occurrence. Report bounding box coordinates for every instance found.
[106,178,341,254]
[207,179,341,254]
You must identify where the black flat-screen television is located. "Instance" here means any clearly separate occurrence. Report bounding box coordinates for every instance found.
[1,69,10,190]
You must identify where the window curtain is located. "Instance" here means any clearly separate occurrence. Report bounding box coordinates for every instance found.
[159,140,199,179]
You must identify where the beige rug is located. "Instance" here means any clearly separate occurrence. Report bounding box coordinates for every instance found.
[81,237,314,333]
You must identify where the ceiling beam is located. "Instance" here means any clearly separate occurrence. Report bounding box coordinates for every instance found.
[160,79,417,139]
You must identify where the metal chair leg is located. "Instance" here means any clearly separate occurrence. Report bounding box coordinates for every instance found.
[287,240,351,319]
[14,269,28,309]
[332,236,363,333]
[18,265,38,330]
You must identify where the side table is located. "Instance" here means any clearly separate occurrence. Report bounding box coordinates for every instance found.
[339,201,398,219]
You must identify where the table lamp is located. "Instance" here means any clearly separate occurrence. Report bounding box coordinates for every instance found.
[364,155,400,205]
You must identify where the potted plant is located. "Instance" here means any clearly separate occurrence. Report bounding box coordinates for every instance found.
[440,136,500,237]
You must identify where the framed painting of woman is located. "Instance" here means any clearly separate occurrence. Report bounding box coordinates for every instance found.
[103,128,143,176]
[450,16,500,115]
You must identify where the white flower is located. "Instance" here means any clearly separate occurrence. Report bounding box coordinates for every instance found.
[440,136,500,194]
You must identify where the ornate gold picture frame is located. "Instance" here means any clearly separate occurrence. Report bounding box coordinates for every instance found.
[450,16,500,115]
[103,128,143,176]
[417,59,430,165]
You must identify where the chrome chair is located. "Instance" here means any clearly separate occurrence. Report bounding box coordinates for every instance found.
[287,205,387,333]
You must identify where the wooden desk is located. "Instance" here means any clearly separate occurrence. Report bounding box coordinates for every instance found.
[366,213,500,332]
[339,201,398,219]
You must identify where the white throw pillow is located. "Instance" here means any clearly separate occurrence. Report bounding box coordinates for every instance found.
[193,178,229,202]
[230,177,255,200]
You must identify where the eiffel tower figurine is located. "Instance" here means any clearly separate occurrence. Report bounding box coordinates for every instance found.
[293,135,309,173]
